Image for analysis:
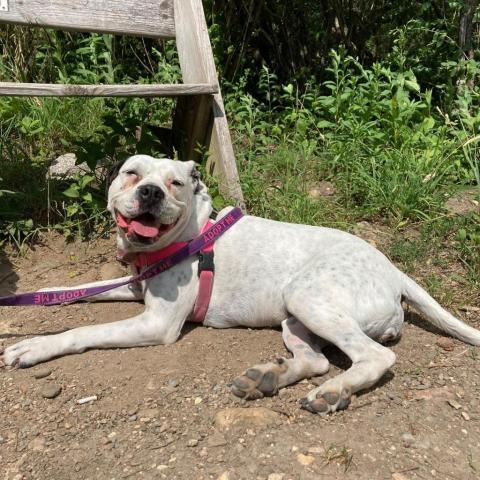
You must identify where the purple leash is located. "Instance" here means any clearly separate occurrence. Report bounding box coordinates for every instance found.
[0,208,243,307]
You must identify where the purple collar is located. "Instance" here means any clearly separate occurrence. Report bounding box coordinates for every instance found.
[0,208,243,306]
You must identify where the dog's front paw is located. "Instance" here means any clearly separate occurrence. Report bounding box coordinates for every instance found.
[3,336,59,367]
[231,358,288,400]
[299,386,351,415]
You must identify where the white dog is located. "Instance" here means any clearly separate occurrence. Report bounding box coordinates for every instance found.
[3,155,479,414]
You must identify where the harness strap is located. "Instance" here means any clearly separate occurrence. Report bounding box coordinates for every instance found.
[128,220,216,324]
[191,220,215,323]
[119,219,218,324]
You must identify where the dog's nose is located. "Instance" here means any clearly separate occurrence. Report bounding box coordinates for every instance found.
[138,184,164,205]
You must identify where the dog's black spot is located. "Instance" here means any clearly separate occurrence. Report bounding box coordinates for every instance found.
[107,159,126,191]
[191,165,202,194]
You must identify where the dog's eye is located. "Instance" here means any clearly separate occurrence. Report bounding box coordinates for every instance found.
[172,179,184,187]
[124,170,137,176]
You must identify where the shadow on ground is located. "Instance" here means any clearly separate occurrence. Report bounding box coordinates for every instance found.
[0,248,18,296]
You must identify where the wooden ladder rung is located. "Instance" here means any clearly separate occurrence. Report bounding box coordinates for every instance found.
[0,82,219,97]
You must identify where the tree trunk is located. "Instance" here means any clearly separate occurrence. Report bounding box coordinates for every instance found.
[458,0,478,90]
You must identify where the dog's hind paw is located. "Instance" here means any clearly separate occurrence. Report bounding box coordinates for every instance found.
[299,386,351,415]
[231,358,288,400]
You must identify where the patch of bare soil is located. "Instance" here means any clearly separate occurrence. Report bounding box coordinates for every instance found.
[1,232,479,480]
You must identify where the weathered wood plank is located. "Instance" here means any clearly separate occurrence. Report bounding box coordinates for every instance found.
[174,0,216,85]
[0,82,218,97]
[174,0,245,208]
[0,0,175,38]
[173,0,216,166]
[208,95,246,211]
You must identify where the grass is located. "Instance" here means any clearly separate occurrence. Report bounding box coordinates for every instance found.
[239,145,355,229]
[322,444,354,472]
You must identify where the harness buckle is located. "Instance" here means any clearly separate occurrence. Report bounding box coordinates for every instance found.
[198,251,214,276]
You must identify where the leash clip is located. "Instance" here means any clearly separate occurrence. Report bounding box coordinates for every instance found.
[198,251,214,276]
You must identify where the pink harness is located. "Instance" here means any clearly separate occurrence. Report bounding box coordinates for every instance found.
[120,220,216,324]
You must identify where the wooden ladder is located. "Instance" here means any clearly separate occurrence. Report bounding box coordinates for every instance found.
[0,0,244,208]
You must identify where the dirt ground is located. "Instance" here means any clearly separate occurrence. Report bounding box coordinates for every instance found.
[1,231,479,480]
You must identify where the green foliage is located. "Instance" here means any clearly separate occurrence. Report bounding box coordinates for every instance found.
[0,4,478,286]
[227,49,478,223]
[2,218,38,249]
[57,174,111,240]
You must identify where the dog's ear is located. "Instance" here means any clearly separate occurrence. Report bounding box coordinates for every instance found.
[107,159,126,190]
[185,160,203,194]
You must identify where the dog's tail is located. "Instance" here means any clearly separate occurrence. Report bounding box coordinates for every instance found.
[401,273,480,345]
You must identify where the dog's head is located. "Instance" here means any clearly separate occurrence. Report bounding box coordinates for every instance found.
[107,155,206,250]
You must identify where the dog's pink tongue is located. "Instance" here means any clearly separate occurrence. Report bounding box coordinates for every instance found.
[130,218,159,238]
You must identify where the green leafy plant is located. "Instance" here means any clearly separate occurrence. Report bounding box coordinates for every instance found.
[60,173,110,240]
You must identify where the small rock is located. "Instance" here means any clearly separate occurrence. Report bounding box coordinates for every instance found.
[157,465,169,471]
[47,153,91,179]
[138,408,159,421]
[187,439,199,447]
[307,446,325,455]
[462,412,470,421]
[217,472,230,480]
[401,433,415,448]
[436,337,454,351]
[207,431,227,447]
[33,368,52,379]
[296,453,315,466]
[267,474,285,480]
[214,407,280,430]
[412,386,454,401]
[168,378,179,388]
[0,435,5,445]
[30,436,46,451]
[128,415,137,421]
[194,397,203,405]
[392,473,410,480]
[41,383,62,399]
[447,399,462,410]
[146,378,158,391]
[308,181,336,199]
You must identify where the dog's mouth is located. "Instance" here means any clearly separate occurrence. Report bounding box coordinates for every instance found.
[115,211,178,244]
